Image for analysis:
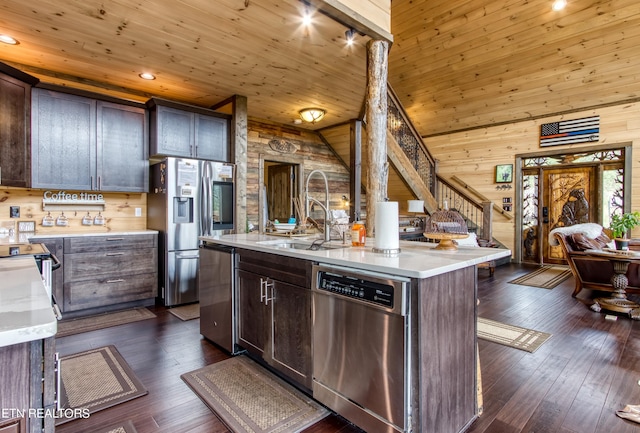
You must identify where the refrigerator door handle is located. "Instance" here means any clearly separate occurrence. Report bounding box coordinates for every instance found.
[200,174,210,237]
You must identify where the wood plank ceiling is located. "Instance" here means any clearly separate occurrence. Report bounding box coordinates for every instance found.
[389,0,640,137]
[0,0,638,139]
[0,0,369,130]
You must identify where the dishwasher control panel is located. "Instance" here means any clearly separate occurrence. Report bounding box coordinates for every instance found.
[316,270,395,308]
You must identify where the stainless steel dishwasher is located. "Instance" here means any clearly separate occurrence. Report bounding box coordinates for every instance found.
[199,242,238,354]
[312,264,412,433]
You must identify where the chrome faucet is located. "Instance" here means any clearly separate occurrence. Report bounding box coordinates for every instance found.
[305,169,332,242]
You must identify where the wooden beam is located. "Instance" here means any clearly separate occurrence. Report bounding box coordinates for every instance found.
[349,119,363,221]
[303,0,393,43]
[387,131,438,214]
[231,95,249,233]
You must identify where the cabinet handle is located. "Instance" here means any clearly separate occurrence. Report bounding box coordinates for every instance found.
[55,352,61,411]
[106,252,125,256]
[98,176,101,190]
[91,175,94,190]
[261,278,275,305]
[106,279,125,283]
[106,238,124,241]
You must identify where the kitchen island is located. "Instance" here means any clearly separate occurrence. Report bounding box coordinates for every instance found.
[0,256,58,433]
[200,233,511,433]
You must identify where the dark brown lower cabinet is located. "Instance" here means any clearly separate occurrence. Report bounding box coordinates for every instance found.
[61,234,158,316]
[236,250,312,390]
[0,337,56,433]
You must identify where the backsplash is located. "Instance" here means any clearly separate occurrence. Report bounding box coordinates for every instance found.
[0,187,147,241]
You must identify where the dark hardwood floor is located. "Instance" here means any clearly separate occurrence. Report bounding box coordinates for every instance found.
[54,263,640,433]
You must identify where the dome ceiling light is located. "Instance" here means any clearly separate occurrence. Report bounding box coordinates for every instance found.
[298,108,326,123]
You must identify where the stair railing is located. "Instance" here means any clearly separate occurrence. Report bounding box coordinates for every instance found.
[437,175,490,240]
[386,84,495,240]
[387,84,437,197]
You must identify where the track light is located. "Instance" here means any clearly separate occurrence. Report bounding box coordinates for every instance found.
[345,29,356,46]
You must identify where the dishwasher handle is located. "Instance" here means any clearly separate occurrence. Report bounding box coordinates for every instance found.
[201,243,235,254]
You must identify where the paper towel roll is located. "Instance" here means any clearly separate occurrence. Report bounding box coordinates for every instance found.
[375,201,399,251]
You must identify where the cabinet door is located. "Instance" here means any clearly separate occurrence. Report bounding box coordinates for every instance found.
[97,101,148,192]
[31,89,95,190]
[271,280,312,389]
[151,105,194,157]
[236,269,269,357]
[194,114,229,162]
[0,72,31,187]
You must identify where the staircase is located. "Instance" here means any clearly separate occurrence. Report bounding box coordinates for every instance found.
[315,84,499,242]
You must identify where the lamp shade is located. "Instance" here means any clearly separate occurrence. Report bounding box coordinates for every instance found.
[299,108,326,123]
[407,200,424,213]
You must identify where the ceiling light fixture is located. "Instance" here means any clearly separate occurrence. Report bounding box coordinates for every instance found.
[0,34,19,45]
[138,72,156,80]
[299,108,326,123]
[345,29,356,46]
[552,0,567,11]
[302,7,312,26]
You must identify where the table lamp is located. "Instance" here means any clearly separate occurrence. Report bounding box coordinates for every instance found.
[407,200,424,227]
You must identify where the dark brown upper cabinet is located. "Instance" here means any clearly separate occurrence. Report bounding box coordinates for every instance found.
[147,97,230,162]
[31,88,149,192]
[0,64,38,187]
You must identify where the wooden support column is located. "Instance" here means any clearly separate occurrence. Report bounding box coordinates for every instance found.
[231,95,248,233]
[365,39,389,235]
[349,119,362,221]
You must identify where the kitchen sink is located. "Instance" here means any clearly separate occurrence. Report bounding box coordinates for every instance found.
[256,239,349,251]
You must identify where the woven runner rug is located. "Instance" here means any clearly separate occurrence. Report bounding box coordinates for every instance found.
[478,317,552,353]
[56,345,148,425]
[168,302,200,321]
[508,265,572,289]
[181,355,329,433]
[92,420,138,433]
[57,308,156,337]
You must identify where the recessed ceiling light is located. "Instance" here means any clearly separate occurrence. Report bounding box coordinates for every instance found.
[0,34,19,45]
[552,0,567,11]
[138,72,156,80]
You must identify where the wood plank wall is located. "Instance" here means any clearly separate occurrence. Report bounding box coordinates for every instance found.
[0,187,147,238]
[424,101,640,253]
[246,119,351,228]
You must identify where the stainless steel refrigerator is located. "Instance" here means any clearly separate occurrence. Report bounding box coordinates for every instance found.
[148,157,235,307]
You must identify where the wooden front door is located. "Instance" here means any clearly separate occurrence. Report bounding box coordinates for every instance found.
[543,166,597,264]
[267,164,294,223]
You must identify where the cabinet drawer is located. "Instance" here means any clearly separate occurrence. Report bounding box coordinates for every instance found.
[64,248,157,281]
[63,272,157,311]
[64,234,157,253]
[237,249,312,288]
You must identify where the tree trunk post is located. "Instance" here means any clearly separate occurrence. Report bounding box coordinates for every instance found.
[365,39,389,236]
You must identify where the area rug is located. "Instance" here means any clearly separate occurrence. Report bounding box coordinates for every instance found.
[508,265,572,289]
[168,303,200,321]
[56,308,157,337]
[478,317,552,353]
[181,355,329,433]
[92,420,138,433]
[56,345,148,425]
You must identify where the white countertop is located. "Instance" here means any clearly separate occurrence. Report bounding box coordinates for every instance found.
[200,233,512,279]
[0,256,57,347]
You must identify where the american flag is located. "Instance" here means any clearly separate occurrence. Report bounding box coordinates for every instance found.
[540,116,599,146]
